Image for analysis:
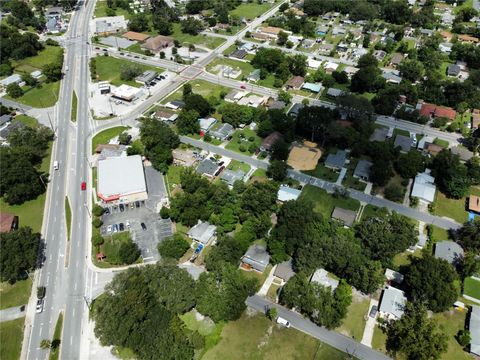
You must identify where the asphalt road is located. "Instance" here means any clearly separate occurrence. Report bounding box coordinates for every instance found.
[246,295,391,360]
[180,136,461,230]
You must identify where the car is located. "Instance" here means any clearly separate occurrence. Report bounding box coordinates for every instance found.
[53,160,59,170]
[104,207,110,215]
[95,47,100,50]
[135,201,140,208]
[150,81,157,86]
[194,244,204,254]
[81,182,86,191]
[126,220,130,229]
[369,305,378,318]
[119,223,125,231]
[209,156,217,162]
[240,84,246,89]
[134,55,139,58]
[113,205,118,213]
[120,52,124,55]
[141,222,147,230]
[36,299,44,313]
[106,225,112,233]
[37,286,46,299]
[276,317,290,328]
[218,161,224,166]
[119,204,125,212]
[130,202,134,209]
[112,224,119,233]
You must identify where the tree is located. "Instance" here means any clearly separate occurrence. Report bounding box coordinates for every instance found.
[180,17,204,35]
[184,94,211,117]
[118,241,140,265]
[6,83,23,98]
[267,160,288,181]
[21,74,37,87]
[158,234,191,260]
[277,90,292,104]
[128,13,149,32]
[399,59,424,82]
[277,31,288,46]
[176,109,200,135]
[40,339,51,349]
[0,227,41,283]
[431,150,471,199]
[404,255,459,312]
[42,62,62,82]
[395,150,425,179]
[456,330,471,349]
[271,139,290,161]
[384,183,404,203]
[351,66,383,93]
[370,158,394,186]
[455,219,480,253]
[266,307,278,320]
[120,64,142,81]
[386,303,448,360]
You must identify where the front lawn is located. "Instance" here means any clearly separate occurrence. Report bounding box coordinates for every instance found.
[227,159,251,173]
[336,298,370,340]
[371,325,387,353]
[91,126,128,153]
[433,310,471,360]
[229,2,274,19]
[299,185,360,219]
[5,81,60,108]
[92,56,163,87]
[0,317,25,360]
[171,23,225,50]
[13,115,39,128]
[434,192,469,224]
[464,277,480,300]
[303,163,339,182]
[0,278,32,310]
[225,128,262,156]
[202,313,350,360]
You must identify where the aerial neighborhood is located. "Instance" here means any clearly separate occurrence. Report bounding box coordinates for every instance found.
[1,0,480,360]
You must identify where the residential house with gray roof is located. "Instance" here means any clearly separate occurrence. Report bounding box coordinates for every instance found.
[241,245,270,272]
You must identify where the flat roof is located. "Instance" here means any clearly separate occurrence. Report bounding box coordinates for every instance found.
[97,155,146,201]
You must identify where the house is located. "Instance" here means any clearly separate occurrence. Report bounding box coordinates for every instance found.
[411,169,436,203]
[287,142,321,171]
[326,87,343,98]
[307,58,322,70]
[302,82,322,93]
[324,150,346,170]
[382,70,402,84]
[273,259,295,283]
[458,34,479,44]
[343,66,359,78]
[0,122,25,142]
[470,305,480,356]
[246,69,261,83]
[221,169,244,186]
[0,74,22,88]
[379,286,407,320]
[385,269,404,284]
[277,185,301,202]
[30,70,42,79]
[323,61,339,73]
[0,213,18,233]
[447,64,461,77]
[318,43,334,54]
[222,66,242,79]
[267,99,286,110]
[135,70,157,84]
[389,53,404,68]
[154,110,178,122]
[141,35,174,52]
[440,30,453,42]
[0,114,12,128]
[187,221,216,244]
[241,245,270,272]
[316,25,329,36]
[310,268,339,291]
[424,143,443,156]
[434,241,464,265]
[224,90,246,103]
[95,16,127,35]
[353,160,373,181]
[165,100,185,110]
[373,50,387,61]
[472,109,480,129]
[418,101,457,121]
[370,127,388,142]
[469,195,480,214]
[336,42,349,53]
[237,94,267,108]
[331,207,357,227]
[239,42,256,52]
[210,123,234,140]
[198,117,217,132]
[196,159,219,178]
[260,131,283,152]
[97,155,147,203]
[288,103,304,118]
[172,149,196,167]
[230,49,247,60]
[332,26,346,36]
[122,31,150,42]
[439,42,453,53]
[394,135,413,153]
[251,32,270,42]
[285,76,304,90]
[259,26,290,39]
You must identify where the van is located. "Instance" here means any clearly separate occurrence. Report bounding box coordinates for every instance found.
[53,161,59,170]
[276,317,291,328]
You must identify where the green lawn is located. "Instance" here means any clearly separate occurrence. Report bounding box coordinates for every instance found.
[434,192,469,223]
[207,58,254,79]
[299,185,360,219]
[250,168,268,182]
[464,277,480,300]
[71,91,77,122]
[171,23,225,50]
[225,128,262,156]
[360,204,389,221]
[434,310,471,360]
[12,46,63,73]
[91,126,128,153]
[102,232,139,265]
[166,165,184,194]
[0,278,32,310]
[433,138,449,148]
[49,312,64,360]
[342,172,366,192]
[230,2,274,19]
[392,248,422,270]
[65,197,72,241]
[94,1,131,18]
[266,283,281,302]
[5,81,60,108]
[428,225,450,242]
[303,163,339,182]
[227,159,251,173]
[202,313,351,360]
[13,115,39,128]
[162,79,229,105]
[0,317,25,360]
[371,325,387,354]
[336,298,370,340]
[92,56,163,87]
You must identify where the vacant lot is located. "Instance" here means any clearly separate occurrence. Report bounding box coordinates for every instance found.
[171,23,225,50]
[434,186,480,223]
[92,56,163,87]
[0,278,32,310]
[12,45,63,73]
[226,128,262,155]
[102,232,138,265]
[230,2,274,19]
[5,81,60,108]
[0,317,24,360]
[336,298,370,340]
[434,310,471,360]
[202,313,350,360]
[91,126,128,153]
[299,185,360,219]
[162,79,229,105]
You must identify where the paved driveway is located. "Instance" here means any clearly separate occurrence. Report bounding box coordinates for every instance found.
[144,165,168,212]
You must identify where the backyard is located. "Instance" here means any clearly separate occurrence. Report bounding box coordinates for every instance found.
[91,126,128,153]
[0,317,25,360]
[299,185,360,219]
[166,165,184,194]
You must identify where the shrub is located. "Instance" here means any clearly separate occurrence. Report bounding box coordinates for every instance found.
[158,234,191,259]
[160,207,170,219]
[384,183,404,203]
[239,144,246,152]
[92,218,103,228]
[93,205,104,217]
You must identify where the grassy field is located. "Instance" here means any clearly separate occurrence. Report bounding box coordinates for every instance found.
[227,160,251,173]
[434,191,471,224]
[71,91,77,122]
[202,313,350,360]
[5,81,60,108]
[65,197,72,241]
[0,317,25,360]
[94,0,130,18]
[464,277,480,300]
[171,23,225,50]
[371,325,388,353]
[0,278,32,310]
[102,232,138,265]
[434,310,471,360]
[303,163,339,182]
[230,2,274,19]
[429,224,450,242]
[12,46,63,73]
[49,312,64,360]
[162,79,229,105]
[336,298,370,340]
[225,128,262,155]
[166,165,184,194]
[299,185,360,219]
[13,115,40,128]
[92,56,163,87]
[91,126,128,153]
[360,204,388,221]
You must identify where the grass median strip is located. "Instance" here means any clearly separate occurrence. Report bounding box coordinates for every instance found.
[65,196,72,241]
[49,312,64,360]
[71,91,77,122]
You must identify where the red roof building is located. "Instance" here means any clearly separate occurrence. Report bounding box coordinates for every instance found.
[0,213,18,233]
[419,102,456,121]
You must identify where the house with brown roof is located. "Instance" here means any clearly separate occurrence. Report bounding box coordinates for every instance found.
[259,26,285,38]
[439,30,453,42]
[389,53,404,68]
[0,213,18,233]
[122,31,150,42]
[141,35,173,52]
[424,143,444,156]
[260,131,283,152]
[285,76,304,90]
[251,32,270,42]
[472,109,480,129]
[458,34,479,44]
[418,102,456,121]
[469,195,480,214]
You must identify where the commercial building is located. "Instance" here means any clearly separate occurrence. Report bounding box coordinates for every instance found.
[95,16,127,35]
[97,155,147,203]
[111,84,143,102]
[141,35,173,52]
[135,70,157,84]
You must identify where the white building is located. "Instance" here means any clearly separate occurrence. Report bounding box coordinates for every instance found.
[411,169,436,203]
[111,84,143,102]
[277,185,302,202]
[379,286,407,320]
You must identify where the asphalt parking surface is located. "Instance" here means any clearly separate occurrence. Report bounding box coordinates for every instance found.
[101,202,172,263]
[144,166,168,211]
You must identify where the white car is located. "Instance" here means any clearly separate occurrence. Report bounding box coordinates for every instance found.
[276,317,290,328]
[106,225,112,234]
[36,299,44,313]
[126,220,130,229]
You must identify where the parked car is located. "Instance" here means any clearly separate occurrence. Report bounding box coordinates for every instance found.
[119,204,125,212]
[195,244,204,254]
[130,202,134,209]
[276,317,290,328]
[112,224,119,233]
[107,225,112,233]
[104,207,110,215]
[36,299,44,313]
[37,286,46,299]
[119,223,125,231]
[135,201,140,208]
[369,305,378,318]
[126,220,130,229]
[141,222,147,230]
[240,84,246,89]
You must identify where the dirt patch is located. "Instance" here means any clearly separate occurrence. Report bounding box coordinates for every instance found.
[287,142,322,171]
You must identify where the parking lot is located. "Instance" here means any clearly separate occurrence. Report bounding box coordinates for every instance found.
[144,166,168,212]
[101,202,172,263]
